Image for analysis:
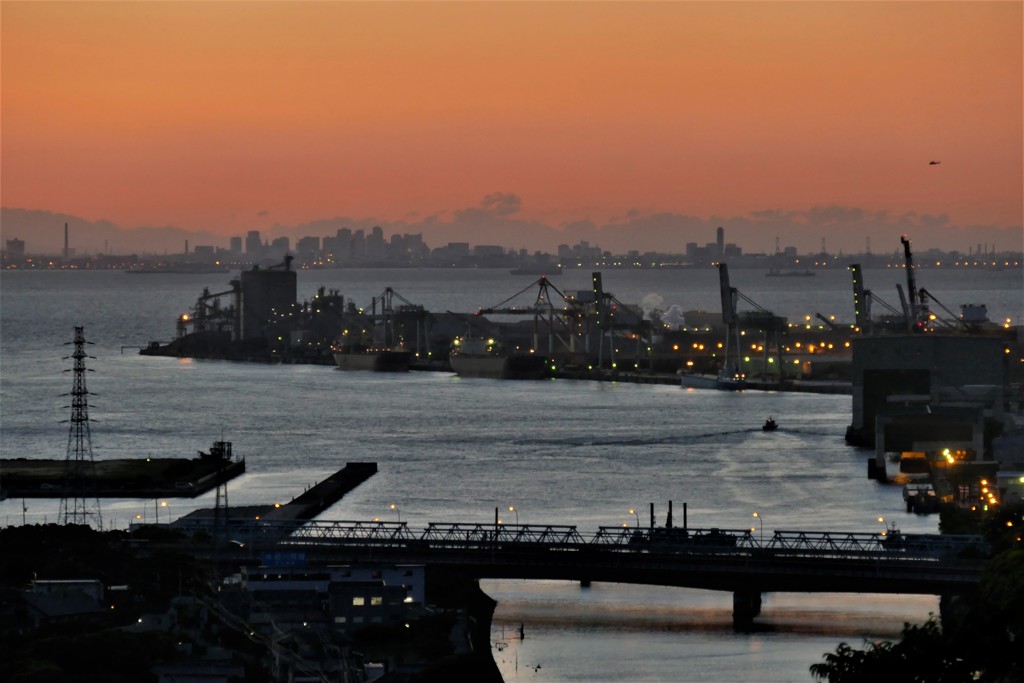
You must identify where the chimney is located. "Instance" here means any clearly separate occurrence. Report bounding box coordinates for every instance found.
[63,223,69,259]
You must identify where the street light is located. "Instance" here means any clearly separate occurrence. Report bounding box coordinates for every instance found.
[508,505,518,526]
[752,511,763,545]
[629,508,640,527]
[390,503,401,523]
[160,500,169,524]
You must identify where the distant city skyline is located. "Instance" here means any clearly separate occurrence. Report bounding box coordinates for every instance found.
[2,3,1021,254]
[2,206,1018,263]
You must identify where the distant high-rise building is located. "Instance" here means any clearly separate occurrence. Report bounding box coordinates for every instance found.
[245,230,263,256]
[4,238,26,260]
[270,236,290,257]
[366,225,386,260]
[230,236,243,255]
[716,227,724,258]
[296,235,320,261]
[351,229,366,260]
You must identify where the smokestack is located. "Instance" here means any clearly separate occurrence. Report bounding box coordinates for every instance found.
[683,502,688,531]
[667,500,673,529]
[649,503,655,529]
[63,223,69,260]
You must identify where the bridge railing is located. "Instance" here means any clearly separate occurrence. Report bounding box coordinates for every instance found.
[765,530,989,559]
[288,520,418,543]
[421,522,586,547]
[768,530,890,555]
[164,518,989,562]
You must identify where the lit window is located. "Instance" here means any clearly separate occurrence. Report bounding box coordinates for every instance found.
[352,597,365,606]
[370,597,383,606]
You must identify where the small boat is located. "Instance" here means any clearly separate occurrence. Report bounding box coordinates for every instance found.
[762,417,778,431]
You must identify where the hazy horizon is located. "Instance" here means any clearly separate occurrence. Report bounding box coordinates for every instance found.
[2,203,1020,258]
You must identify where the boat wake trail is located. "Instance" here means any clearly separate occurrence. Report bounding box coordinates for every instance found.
[777,428,840,437]
[511,428,755,448]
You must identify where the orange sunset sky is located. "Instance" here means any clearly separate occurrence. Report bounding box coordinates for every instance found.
[2,1,1022,254]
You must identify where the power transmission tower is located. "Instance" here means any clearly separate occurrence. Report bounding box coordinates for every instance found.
[59,326,103,528]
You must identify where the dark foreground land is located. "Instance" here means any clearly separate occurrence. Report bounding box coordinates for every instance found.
[3,505,1022,682]
[0,524,501,683]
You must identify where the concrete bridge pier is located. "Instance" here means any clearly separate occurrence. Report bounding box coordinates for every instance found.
[732,590,763,631]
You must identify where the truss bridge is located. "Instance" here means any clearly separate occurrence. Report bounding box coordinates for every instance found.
[186,519,987,628]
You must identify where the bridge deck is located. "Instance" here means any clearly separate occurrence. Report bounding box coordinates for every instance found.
[172,519,987,596]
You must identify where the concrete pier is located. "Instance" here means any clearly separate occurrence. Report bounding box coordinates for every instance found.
[732,590,763,631]
[262,462,378,522]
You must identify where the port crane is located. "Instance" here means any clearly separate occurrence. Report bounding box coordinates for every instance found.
[470,274,651,368]
[718,264,787,381]
[344,287,428,356]
[898,233,932,332]
[473,276,589,359]
[852,237,989,335]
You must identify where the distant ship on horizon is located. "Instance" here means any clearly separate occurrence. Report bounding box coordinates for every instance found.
[125,263,231,274]
[765,268,815,277]
[510,264,562,276]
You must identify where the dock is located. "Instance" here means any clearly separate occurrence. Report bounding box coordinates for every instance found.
[171,462,378,530]
[0,454,245,499]
[263,462,378,522]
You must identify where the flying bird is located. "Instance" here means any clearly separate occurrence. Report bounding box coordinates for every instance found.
[929,161,941,165]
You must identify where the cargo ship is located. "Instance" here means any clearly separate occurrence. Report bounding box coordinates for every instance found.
[678,368,747,391]
[449,338,550,380]
[331,348,412,372]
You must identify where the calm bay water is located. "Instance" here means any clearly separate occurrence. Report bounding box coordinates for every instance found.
[2,266,1021,681]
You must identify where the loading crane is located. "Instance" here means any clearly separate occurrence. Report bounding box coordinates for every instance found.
[475,275,592,359]
[849,263,909,335]
[343,287,428,356]
[900,234,931,331]
[718,264,787,381]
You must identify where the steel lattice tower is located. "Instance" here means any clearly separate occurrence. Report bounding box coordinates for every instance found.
[59,326,103,528]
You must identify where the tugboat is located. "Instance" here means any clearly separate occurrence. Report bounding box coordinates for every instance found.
[762,416,778,431]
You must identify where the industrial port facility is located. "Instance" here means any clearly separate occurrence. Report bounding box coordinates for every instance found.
[137,235,1023,502]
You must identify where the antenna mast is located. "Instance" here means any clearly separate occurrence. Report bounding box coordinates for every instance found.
[60,327,103,528]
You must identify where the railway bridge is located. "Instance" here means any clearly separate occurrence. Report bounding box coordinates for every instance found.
[187,519,988,629]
